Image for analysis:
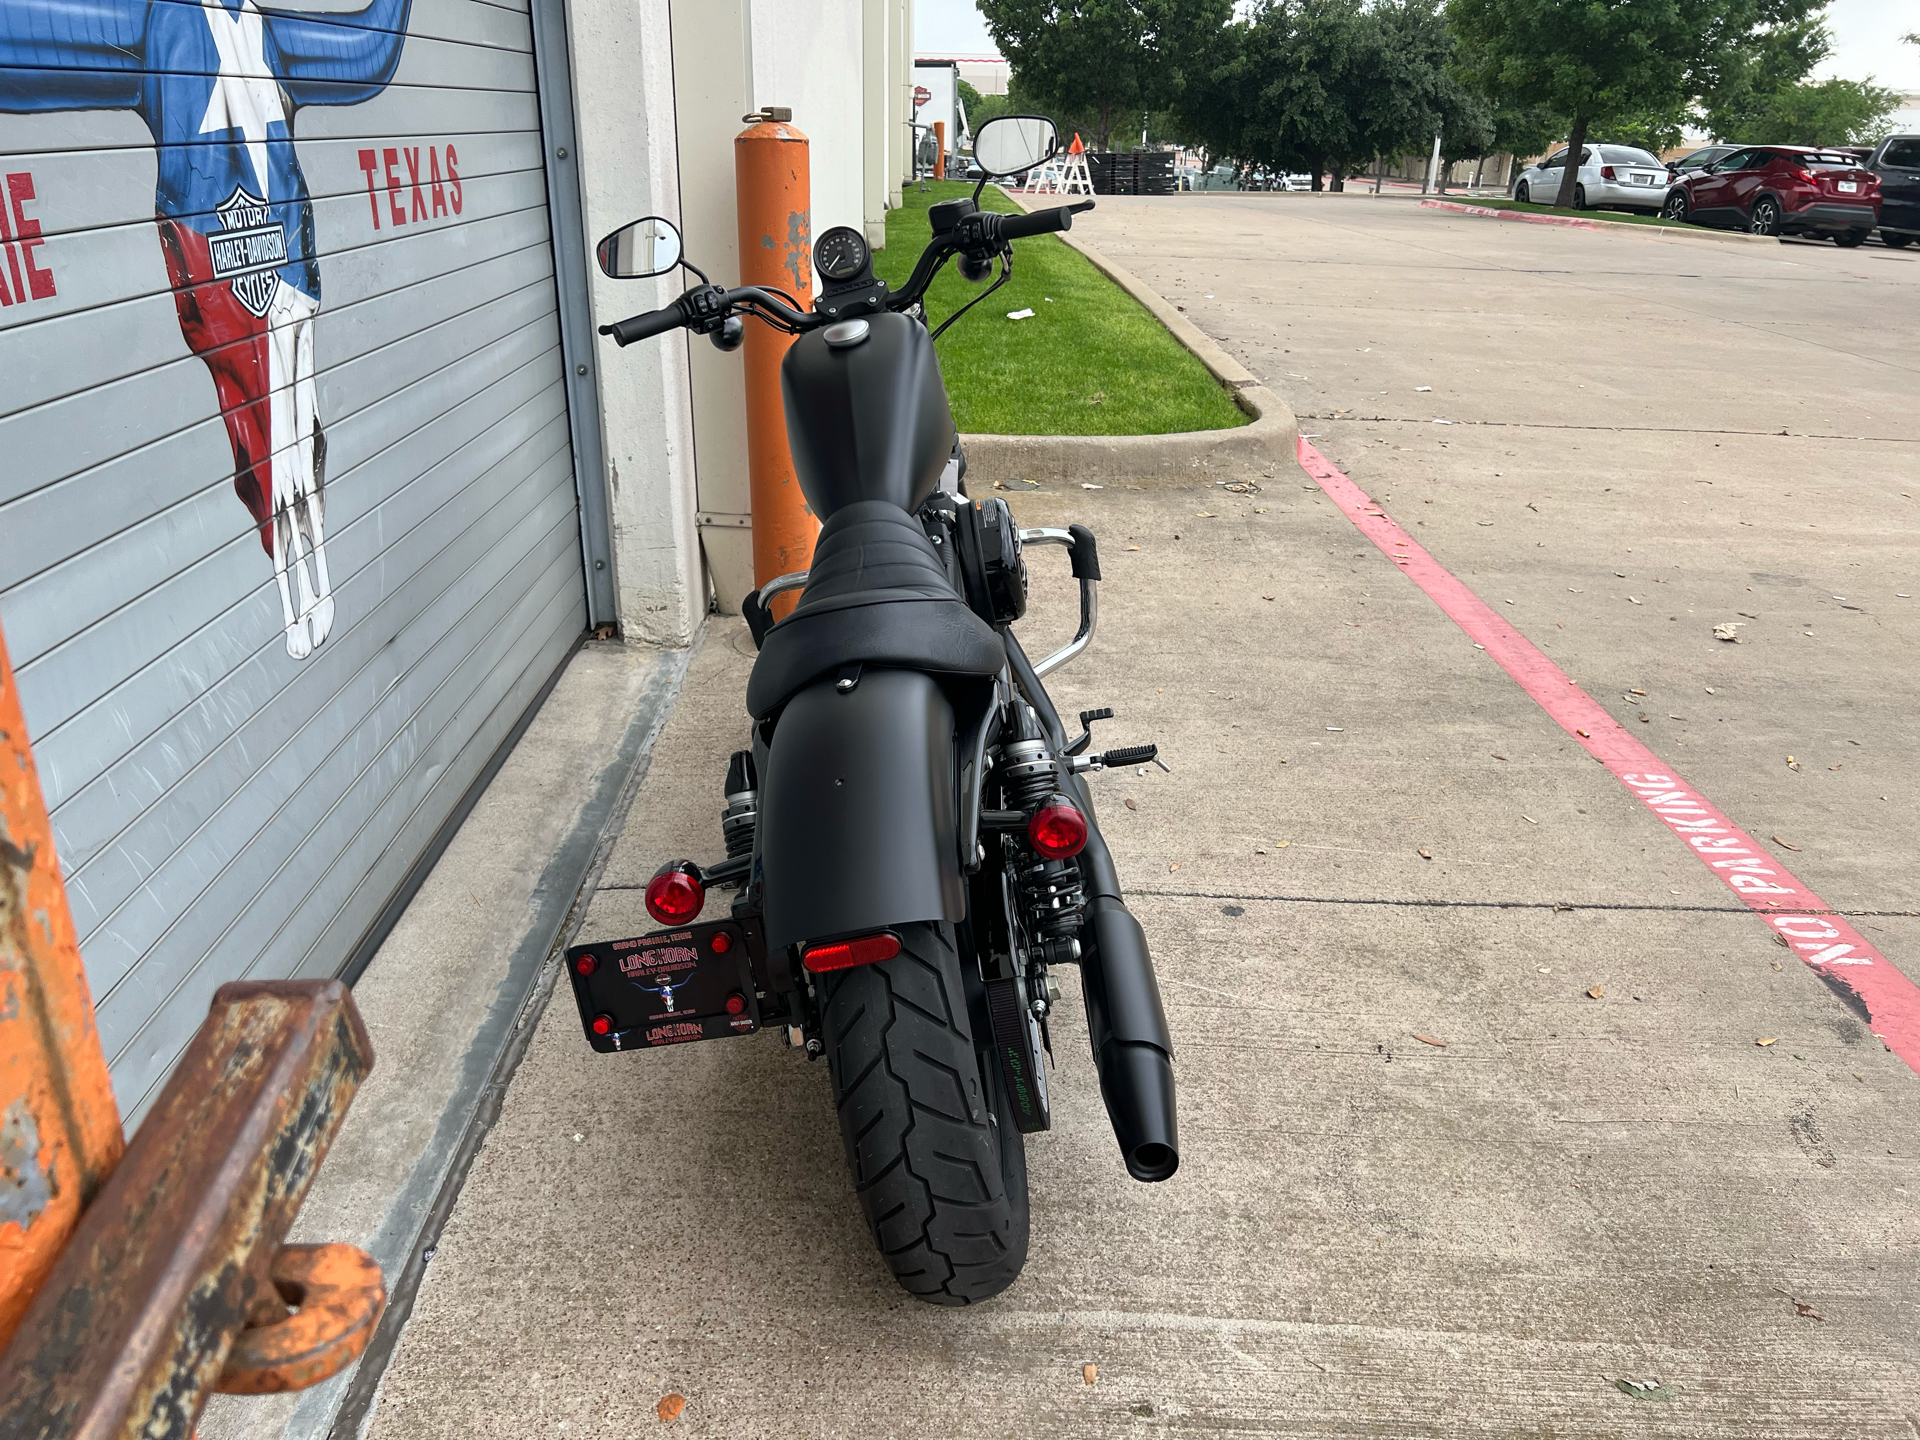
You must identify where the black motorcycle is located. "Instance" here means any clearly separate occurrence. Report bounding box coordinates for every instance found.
[566,116,1177,1305]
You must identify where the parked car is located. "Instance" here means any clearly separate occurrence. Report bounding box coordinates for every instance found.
[1512,144,1671,212]
[1865,134,1920,246]
[1659,145,1882,243]
[1667,144,1741,178]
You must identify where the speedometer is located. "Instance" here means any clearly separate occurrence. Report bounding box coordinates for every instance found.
[814,225,871,284]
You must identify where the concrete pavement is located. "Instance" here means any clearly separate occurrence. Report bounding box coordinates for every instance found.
[358,195,1918,1438]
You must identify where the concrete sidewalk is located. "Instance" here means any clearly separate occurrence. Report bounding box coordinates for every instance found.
[356,197,1916,1438]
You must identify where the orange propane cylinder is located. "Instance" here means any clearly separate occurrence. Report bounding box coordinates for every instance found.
[734,114,818,617]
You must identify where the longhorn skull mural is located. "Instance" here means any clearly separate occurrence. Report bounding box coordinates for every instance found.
[2,0,413,658]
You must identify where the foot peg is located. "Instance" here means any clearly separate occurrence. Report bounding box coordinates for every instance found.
[1072,743,1169,774]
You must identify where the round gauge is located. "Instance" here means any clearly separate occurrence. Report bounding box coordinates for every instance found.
[814,225,871,284]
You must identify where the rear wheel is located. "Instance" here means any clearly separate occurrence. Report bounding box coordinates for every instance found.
[1833,230,1866,248]
[1748,198,1781,236]
[1573,183,1588,209]
[820,921,1029,1305]
[1884,233,1913,248]
[1662,191,1689,222]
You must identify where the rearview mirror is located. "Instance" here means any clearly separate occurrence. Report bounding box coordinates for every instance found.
[596,216,683,279]
[972,115,1059,177]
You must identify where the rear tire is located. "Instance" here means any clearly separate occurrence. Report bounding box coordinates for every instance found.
[1833,231,1866,248]
[1749,197,1781,236]
[820,921,1029,1305]
[1884,233,1913,248]
[1573,183,1588,210]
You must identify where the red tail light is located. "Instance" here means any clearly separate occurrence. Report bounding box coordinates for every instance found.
[802,931,903,973]
[591,1014,615,1036]
[645,862,705,924]
[1028,800,1089,859]
[1600,165,1615,180]
[1788,166,1817,185]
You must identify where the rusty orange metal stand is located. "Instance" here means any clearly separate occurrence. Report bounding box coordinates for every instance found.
[735,111,819,618]
[934,121,946,179]
[0,619,125,1353]
[0,616,385,1436]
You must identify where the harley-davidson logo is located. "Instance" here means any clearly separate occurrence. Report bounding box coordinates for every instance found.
[209,185,288,317]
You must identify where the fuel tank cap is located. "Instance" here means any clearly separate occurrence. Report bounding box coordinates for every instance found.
[822,318,870,349]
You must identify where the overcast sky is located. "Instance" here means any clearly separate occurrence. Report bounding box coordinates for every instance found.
[913,0,1919,91]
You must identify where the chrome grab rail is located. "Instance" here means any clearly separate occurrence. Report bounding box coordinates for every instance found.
[754,569,810,610]
[1016,528,1098,678]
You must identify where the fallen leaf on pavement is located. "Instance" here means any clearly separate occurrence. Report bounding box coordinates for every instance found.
[1614,1379,1682,1402]
[1786,756,1800,771]
[1772,835,1801,851]
[1587,985,1605,999]
[1126,544,1141,551]
[1275,840,1291,847]
[1773,934,1790,947]
[1413,1034,1446,1046]
[1417,848,1432,860]
[657,1395,686,1422]
[1793,1300,1824,1320]
[1083,1364,1099,1385]
[1757,1037,1779,1046]
[1124,797,1138,810]
[1262,594,1275,600]
[1713,622,1743,641]
[1168,862,1181,872]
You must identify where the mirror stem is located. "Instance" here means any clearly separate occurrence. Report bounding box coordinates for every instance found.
[680,257,712,286]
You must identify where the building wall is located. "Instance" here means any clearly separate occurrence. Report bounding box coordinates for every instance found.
[0,0,591,1120]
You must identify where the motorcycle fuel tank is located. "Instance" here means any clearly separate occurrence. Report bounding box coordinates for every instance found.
[780,311,958,519]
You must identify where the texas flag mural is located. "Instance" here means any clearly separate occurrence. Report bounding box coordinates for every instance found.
[1,0,412,659]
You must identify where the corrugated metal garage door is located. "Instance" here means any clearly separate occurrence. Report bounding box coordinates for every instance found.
[0,0,589,1121]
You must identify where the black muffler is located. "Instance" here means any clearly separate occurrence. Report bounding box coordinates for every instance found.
[1071,785,1179,1182]
[1004,633,1179,1183]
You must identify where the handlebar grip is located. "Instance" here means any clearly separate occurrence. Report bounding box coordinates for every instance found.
[599,302,685,346]
[1067,524,1100,581]
[997,201,1092,241]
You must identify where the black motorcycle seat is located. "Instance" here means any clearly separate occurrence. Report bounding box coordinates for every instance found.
[745,501,1005,719]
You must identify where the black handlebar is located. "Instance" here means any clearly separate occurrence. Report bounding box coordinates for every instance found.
[601,302,687,346]
[598,201,1096,347]
[997,200,1093,241]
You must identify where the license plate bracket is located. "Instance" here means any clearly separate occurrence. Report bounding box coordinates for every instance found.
[567,917,766,1051]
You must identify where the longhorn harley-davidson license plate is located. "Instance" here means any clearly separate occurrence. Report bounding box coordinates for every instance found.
[566,918,764,1052]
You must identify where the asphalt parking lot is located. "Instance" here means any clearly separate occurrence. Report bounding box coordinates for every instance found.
[361,194,1918,1438]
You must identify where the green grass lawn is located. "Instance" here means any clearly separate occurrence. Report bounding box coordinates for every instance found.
[1441,194,1693,229]
[871,181,1247,436]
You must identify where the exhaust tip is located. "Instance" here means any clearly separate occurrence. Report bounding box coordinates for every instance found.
[1126,1141,1179,1183]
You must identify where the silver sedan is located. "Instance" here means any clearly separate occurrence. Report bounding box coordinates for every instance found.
[1513,144,1672,213]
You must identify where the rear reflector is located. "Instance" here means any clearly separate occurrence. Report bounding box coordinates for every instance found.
[803,931,903,973]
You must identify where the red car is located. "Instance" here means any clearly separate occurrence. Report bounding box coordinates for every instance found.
[1660,145,1882,244]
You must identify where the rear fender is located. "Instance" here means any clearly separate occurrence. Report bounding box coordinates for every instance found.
[759,669,965,951]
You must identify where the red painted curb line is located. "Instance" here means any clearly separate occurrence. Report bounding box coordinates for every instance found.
[1297,437,1920,1073]
[1420,199,1604,229]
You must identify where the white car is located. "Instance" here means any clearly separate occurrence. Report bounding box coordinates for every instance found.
[1512,144,1670,213]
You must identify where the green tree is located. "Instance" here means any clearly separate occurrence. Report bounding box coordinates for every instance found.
[979,0,1232,152]
[1449,0,1824,207]
[1732,76,1900,144]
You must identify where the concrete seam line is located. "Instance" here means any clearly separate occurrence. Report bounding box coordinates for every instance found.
[959,189,1299,487]
[1126,889,1916,916]
[1419,198,1776,246]
[1298,437,1920,1073]
[298,639,695,1440]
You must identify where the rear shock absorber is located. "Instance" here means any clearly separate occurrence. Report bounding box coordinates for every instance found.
[998,708,1085,951]
[721,750,757,860]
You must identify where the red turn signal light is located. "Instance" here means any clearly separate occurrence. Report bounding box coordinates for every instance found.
[1028,800,1088,859]
[725,992,748,1015]
[574,953,598,976]
[645,861,705,925]
[802,931,903,973]
[590,1014,614,1036]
